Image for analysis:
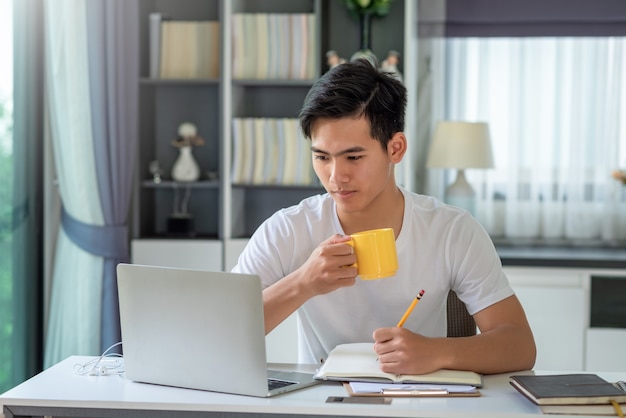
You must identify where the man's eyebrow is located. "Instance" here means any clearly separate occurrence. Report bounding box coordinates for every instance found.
[310,146,367,156]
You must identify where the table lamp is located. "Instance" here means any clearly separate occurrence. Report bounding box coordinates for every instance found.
[426,121,494,215]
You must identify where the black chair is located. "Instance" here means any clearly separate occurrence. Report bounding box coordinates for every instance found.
[447,291,477,337]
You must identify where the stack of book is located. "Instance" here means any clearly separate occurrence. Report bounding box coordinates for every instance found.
[149,13,220,79]
[231,13,317,80]
[510,374,626,415]
[231,117,315,186]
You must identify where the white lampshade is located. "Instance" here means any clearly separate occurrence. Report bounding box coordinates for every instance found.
[426,121,494,169]
[426,121,495,215]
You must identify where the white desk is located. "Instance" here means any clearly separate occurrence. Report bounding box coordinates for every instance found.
[1,356,625,418]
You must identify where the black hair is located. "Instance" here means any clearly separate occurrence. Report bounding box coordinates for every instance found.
[298,58,407,150]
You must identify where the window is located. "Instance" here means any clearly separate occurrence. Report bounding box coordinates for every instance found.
[1,0,43,390]
[432,37,626,244]
[0,0,14,392]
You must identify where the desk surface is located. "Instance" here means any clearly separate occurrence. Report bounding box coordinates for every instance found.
[1,356,625,418]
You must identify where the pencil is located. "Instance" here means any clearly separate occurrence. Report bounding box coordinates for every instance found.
[396,289,425,327]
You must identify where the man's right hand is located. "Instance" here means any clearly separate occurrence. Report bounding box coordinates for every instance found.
[262,234,357,334]
[295,234,358,298]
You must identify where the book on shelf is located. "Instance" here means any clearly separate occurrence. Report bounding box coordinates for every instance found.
[231,118,244,183]
[148,13,167,79]
[266,14,282,81]
[509,374,626,406]
[198,21,220,79]
[274,117,286,183]
[231,13,317,80]
[263,118,280,184]
[241,118,255,184]
[252,118,266,184]
[290,13,317,80]
[241,14,258,79]
[276,14,291,80]
[314,343,483,387]
[230,118,315,186]
[295,122,313,185]
[281,118,299,185]
[305,13,317,79]
[289,14,304,80]
[159,20,220,79]
[231,13,245,79]
[254,13,270,80]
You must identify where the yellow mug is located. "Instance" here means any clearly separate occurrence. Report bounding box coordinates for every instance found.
[346,228,398,280]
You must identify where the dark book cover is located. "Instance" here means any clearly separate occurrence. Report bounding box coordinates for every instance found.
[510,374,626,405]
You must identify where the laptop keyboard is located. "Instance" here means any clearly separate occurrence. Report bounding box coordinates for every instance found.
[268,378,297,391]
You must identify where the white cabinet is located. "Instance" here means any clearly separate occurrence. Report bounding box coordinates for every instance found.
[223,238,250,271]
[131,239,223,271]
[586,329,626,372]
[517,286,586,371]
[505,266,626,372]
[505,267,586,371]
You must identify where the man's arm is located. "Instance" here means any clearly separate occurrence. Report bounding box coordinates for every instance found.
[373,294,536,375]
[262,234,357,334]
[446,294,536,373]
[263,270,314,334]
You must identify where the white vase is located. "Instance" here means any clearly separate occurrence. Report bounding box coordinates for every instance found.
[172,146,200,182]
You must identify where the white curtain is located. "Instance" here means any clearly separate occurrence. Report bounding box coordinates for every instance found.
[44,0,104,367]
[429,37,626,244]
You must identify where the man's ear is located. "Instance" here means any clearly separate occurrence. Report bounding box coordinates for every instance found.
[387,132,407,163]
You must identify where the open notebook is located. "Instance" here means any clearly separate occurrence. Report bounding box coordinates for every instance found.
[117,263,319,397]
[314,343,483,387]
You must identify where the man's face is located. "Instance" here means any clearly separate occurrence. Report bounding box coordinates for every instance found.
[310,116,395,216]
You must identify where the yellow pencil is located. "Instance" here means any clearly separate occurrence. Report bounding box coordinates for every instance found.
[396,289,425,327]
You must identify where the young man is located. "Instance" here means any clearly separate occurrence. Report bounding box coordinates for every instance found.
[232,59,536,375]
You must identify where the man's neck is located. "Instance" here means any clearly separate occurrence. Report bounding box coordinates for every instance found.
[338,186,405,237]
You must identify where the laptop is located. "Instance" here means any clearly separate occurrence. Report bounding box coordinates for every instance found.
[117,263,320,397]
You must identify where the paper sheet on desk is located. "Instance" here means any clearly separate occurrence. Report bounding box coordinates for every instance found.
[349,382,478,394]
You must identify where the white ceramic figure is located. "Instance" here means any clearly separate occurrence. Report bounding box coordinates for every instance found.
[172,146,200,182]
[171,122,205,182]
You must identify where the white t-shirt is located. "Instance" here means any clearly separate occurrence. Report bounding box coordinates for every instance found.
[232,187,514,365]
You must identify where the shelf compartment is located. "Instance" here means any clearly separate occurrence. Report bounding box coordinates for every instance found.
[230,186,325,238]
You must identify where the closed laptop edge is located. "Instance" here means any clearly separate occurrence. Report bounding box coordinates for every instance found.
[117,263,319,397]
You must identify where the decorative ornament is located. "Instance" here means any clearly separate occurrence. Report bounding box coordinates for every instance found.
[344,0,393,66]
[380,49,403,82]
[148,160,164,183]
[326,50,347,69]
[171,122,205,182]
